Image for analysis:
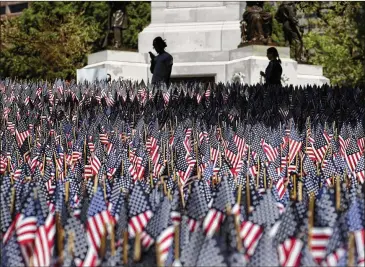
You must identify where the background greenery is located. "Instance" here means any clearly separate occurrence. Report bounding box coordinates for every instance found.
[0,1,364,86]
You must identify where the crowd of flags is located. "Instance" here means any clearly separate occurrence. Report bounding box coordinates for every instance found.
[0,78,364,267]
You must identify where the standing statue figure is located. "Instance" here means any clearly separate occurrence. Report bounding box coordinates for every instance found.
[239,1,273,46]
[103,2,128,49]
[275,2,304,62]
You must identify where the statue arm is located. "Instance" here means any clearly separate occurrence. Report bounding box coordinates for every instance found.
[288,5,299,24]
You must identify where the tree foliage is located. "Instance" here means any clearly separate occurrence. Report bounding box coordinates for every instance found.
[298,2,365,86]
[123,2,151,49]
[263,2,285,47]
[0,2,109,81]
[0,1,151,80]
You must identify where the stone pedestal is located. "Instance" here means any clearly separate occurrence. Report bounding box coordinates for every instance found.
[77,1,330,86]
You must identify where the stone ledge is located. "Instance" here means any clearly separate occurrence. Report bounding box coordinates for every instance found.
[80,46,330,85]
[88,50,147,65]
[230,45,291,59]
[297,64,323,76]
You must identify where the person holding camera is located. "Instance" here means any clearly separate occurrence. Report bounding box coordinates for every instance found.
[149,37,173,89]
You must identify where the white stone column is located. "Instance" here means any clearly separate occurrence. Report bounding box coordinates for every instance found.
[138,1,246,54]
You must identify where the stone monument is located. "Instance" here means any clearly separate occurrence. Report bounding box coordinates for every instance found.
[77,1,329,86]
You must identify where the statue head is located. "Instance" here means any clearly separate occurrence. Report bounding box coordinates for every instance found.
[153,36,167,54]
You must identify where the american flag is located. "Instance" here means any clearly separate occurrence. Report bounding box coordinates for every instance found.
[15,119,30,148]
[310,227,333,264]
[31,210,56,267]
[355,156,365,184]
[345,137,362,173]
[84,187,113,266]
[239,220,264,258]
[128,182,153,238]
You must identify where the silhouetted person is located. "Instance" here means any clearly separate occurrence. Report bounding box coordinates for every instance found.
[149,37,173,88]
[260,47,282,85]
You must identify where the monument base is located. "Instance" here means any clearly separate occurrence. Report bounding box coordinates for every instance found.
[77,45,329,86]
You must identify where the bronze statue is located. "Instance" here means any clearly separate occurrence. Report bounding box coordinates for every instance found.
[275,2,304,62]
[103,2,128,49]
[239,1,273,46]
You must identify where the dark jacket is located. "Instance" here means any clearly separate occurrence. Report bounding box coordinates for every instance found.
[265,59,282,85]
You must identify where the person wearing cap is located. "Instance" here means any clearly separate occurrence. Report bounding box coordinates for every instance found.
[149,37,173,88]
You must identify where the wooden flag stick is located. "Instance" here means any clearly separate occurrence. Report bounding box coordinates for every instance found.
[256,157,260,189]
[99,223,107,259]
[246,175,251,215]
[347,232,355,266]
[123,231,129,265]
[56,213,64,263]
[42,154,46,175]
[234,212,243,252]
[64,154,67,177]
[93,174,98,194]
[65,181,70,202]
[298,155,303,202]
[133,232,141,262]
[179,178,185,208]
[54,152,59,181]
[246,146,251,214]
[336,175,341,210]
[156,242,162,267]
[68,231,75,257]
[308,192,315,249]
[174,225,180,260]
[263,162,267,189]
[10,187,15,215]
[103,174,107,200]
[84,136,87,166]
[237,184,242,205]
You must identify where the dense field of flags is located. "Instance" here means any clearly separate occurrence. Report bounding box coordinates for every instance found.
[0,78,364,267]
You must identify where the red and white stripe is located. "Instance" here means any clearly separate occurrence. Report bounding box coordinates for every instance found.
[91,155,101,175]
[261,139,279,162]
[156,226,175,265]
[128,210,153,238]
[288,139,302,164]
[188,218,200,233]
[356,169,365,184]
[86,210,112,253]
[345,152,361,172]
[72,151,82,162]
[163,91,170,105]
[275,178,286,199]
[310,227,333,264]
[84,165,93,178]
[277,238,303,267]
[31,212,56,267]
[0,155,7,174]
[233,135,245,156]
[358,138,365,153]
[320,248,346,267]
[306,145,317,162]
[354,229,365,266]
[141,231,154,250]
[171,211,182,225]
[314,144,328,163]
[15,128,30,147]
[99,133,109,145]
[203,208,225,237]
[210,147,219,165]
[16,213,37,245]
[239,220,263,257]
[339,136,350,157]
